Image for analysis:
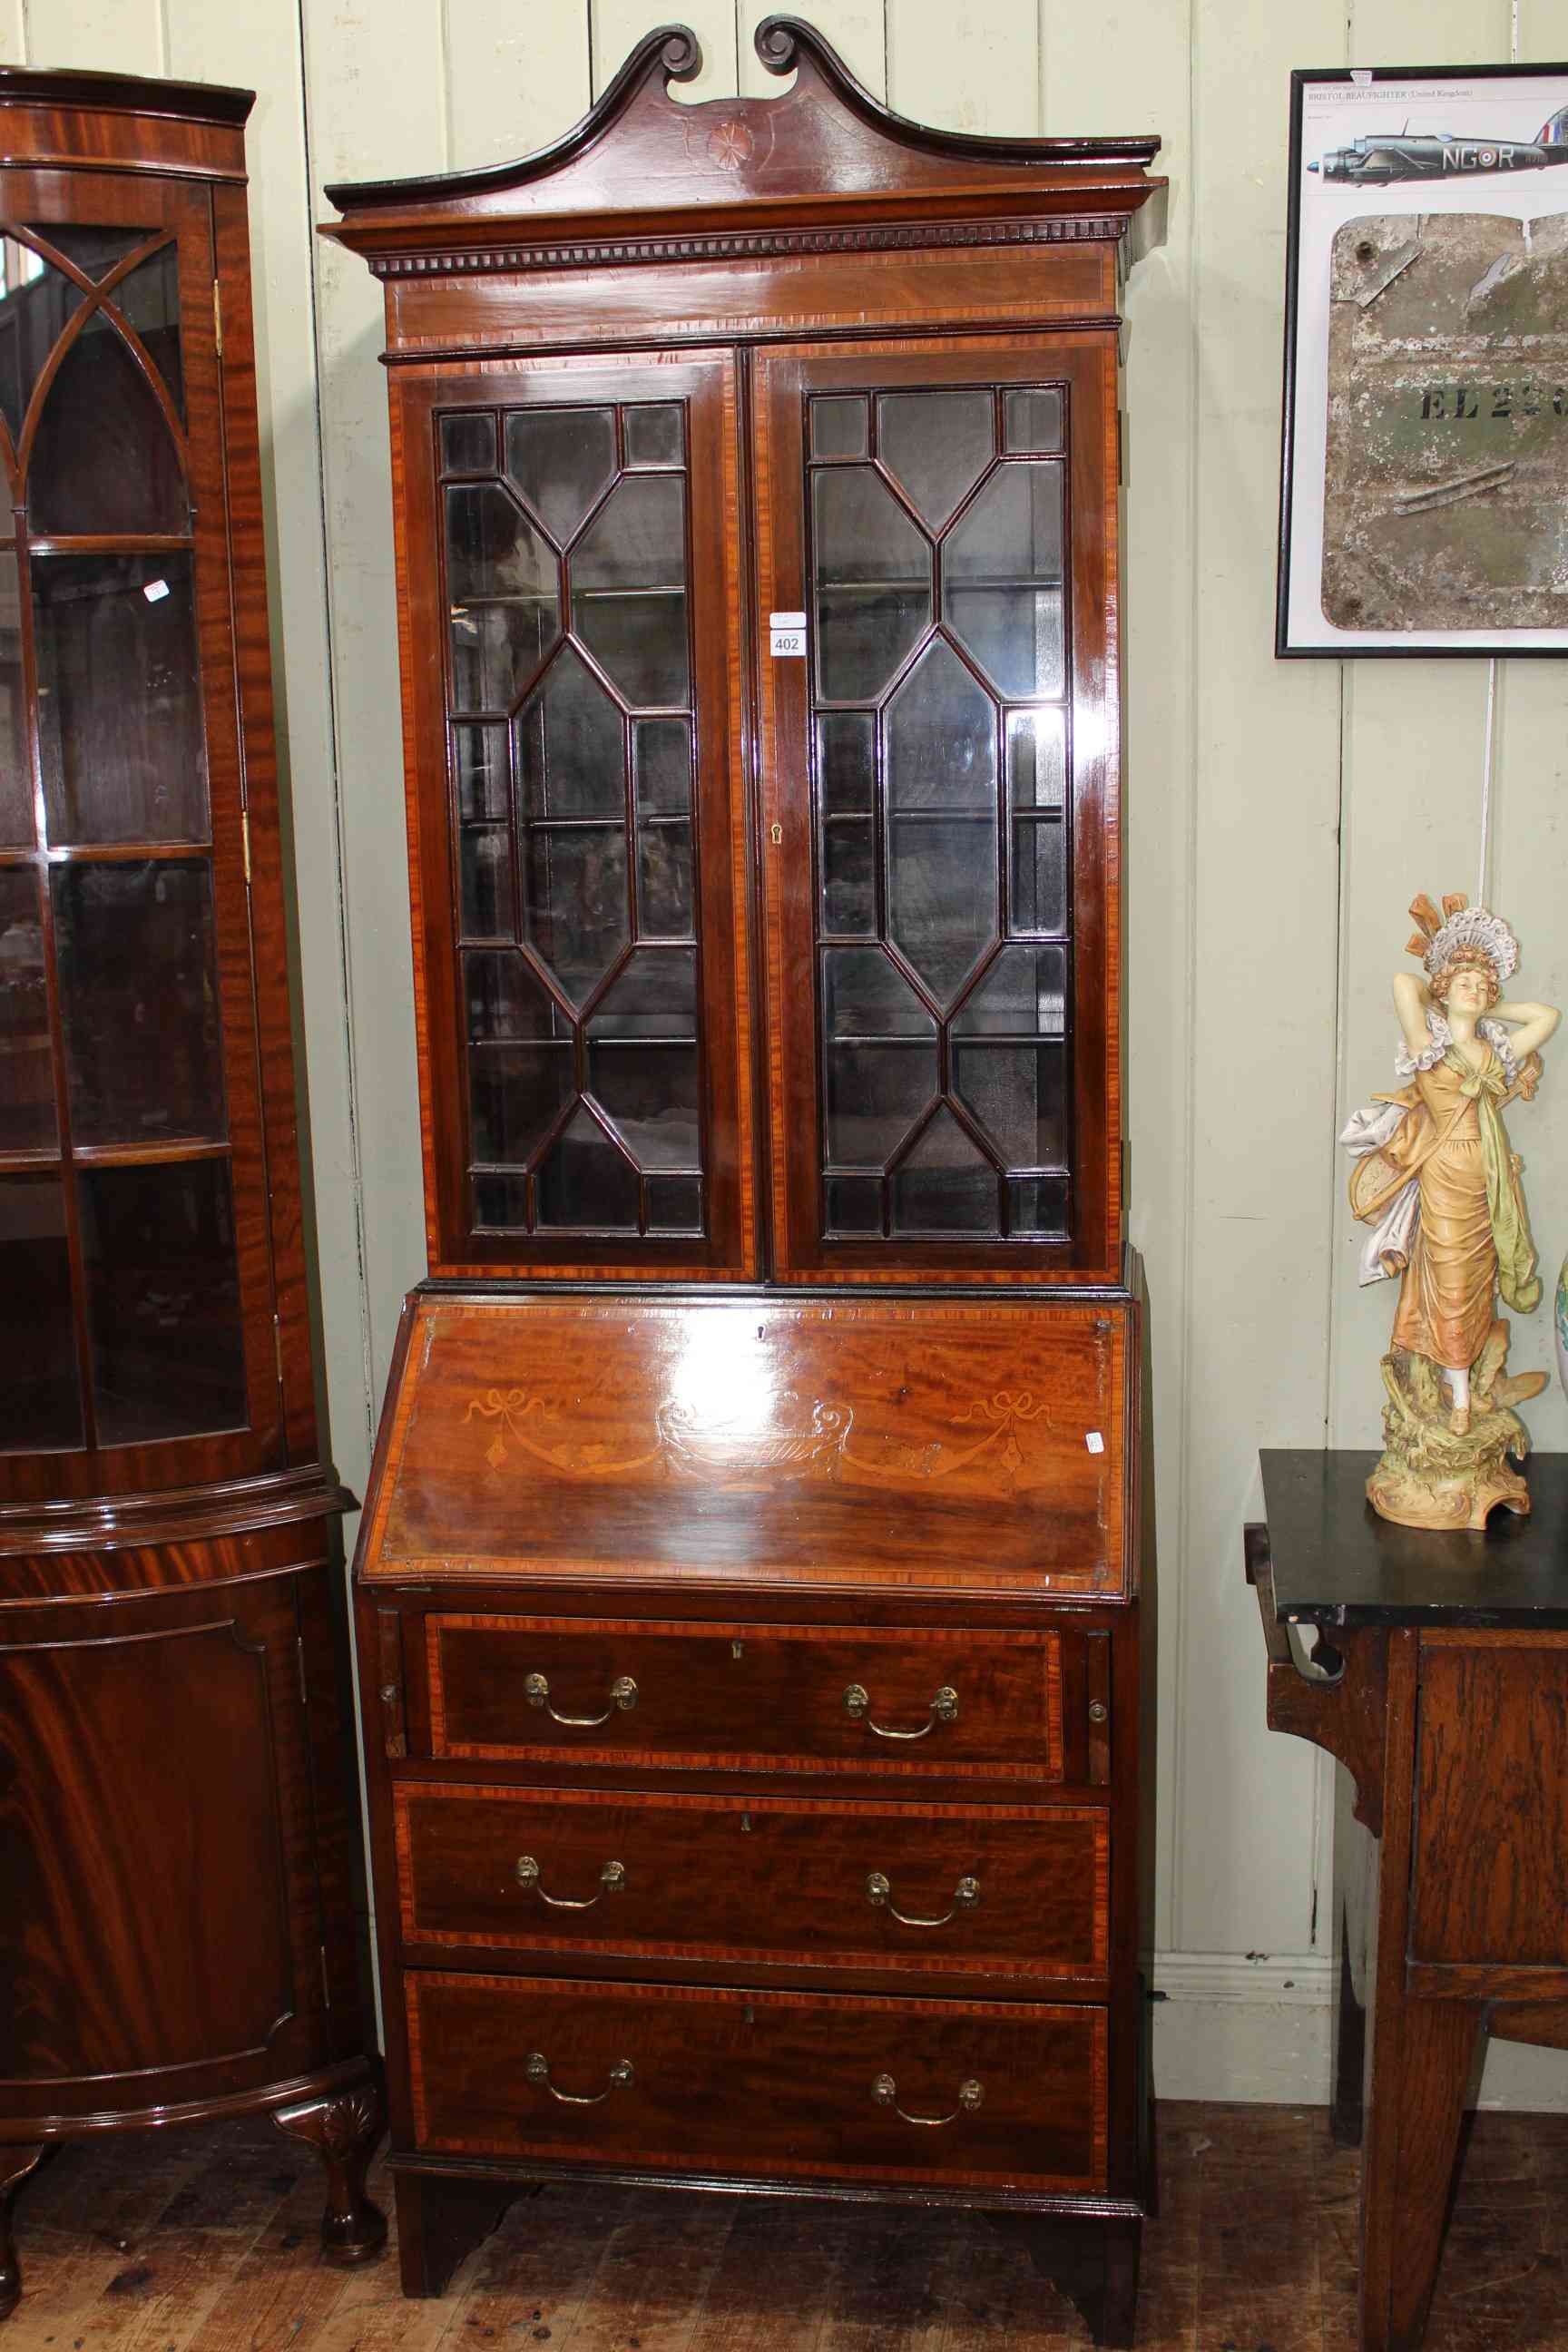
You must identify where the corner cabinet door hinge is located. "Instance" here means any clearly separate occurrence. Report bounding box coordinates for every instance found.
[319,1944,332,2009]
[213,277,223,358]
[240,808,252,887]
[296,1633,309,1710]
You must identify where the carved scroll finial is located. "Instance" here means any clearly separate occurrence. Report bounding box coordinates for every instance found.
[755,15,801,74]
[657,25,702,83]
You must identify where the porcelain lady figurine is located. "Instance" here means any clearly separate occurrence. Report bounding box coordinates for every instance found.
[1342,893,1559,1529]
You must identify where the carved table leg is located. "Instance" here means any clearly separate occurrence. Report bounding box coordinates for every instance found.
[1099,2216,1142,2349]
[272,2082,387,2266]
[1359,1998,1481,2352]
[0,2146,46,2322]
[396,2172,524,2298]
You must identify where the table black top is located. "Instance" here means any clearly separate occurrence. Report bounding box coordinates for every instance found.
[1259,1449,1568,1628]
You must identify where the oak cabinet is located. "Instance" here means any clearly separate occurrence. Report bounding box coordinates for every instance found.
[0,69,382,2318]
[1250,1454,1568,2352]
[326,19,1161,2341]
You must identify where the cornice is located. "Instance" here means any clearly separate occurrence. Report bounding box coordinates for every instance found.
[368,210,1136,281]
[0,63,253,127]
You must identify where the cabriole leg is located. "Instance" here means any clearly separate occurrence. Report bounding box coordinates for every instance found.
[272,2081,387,2266]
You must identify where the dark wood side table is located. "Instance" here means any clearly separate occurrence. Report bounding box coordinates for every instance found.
[1246,1449,1568,2352]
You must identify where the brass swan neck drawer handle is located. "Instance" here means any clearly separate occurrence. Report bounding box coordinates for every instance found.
[842,1682,958,1739]
[865,1870,980,1926]
[525,2052,634,2105]
[871,2073,984,2127]
[514,1855,627,1907]
[524,1671,638,1727]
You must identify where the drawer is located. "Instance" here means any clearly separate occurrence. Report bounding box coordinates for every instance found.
[406,1972,1108,2192]
[425,1616,1063,1780]
[395,1785,1110,1981]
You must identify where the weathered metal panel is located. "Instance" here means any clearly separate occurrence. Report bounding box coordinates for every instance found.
[1324,211,1568,631]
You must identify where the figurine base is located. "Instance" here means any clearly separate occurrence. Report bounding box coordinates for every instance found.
[1367,1328,1534,1532]
[1366,1456,1531,1531]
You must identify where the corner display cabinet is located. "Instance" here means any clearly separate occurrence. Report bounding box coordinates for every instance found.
[325,23,1162,2342]
[0,70,384,2316]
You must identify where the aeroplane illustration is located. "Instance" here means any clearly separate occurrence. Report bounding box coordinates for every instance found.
[1311,104,1568,182]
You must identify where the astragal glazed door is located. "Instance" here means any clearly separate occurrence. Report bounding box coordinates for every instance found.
[394,352,756,1280]
[0,180,287,1499]
[754,337,1122,1285]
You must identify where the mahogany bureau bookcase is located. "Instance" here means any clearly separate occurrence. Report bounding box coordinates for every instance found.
[324,22,1163,2341]
[0,68,382,2318]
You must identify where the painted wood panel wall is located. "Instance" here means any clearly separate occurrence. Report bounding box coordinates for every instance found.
[17,0,1567,2096]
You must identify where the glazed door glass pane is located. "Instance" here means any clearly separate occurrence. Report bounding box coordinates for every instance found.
[0,219,248,1455]
[0,236,84,442]
[0,1173,82,1447]
[22,221,188,534]
[0,867,54,1150]
[34,550,208,847]
[439,398,705,1240]
[34,553,208,845]
[79,1160,247,1446]
[100,241,184,416]
[54,861,226,1146]
[809,384,1073,1241]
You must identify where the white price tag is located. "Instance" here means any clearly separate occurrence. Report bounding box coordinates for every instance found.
[143,578,171,603]
[769,609,806,658]
[1084,1430,1105,1455]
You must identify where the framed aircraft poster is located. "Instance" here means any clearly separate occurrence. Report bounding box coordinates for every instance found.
[1279,64,1568,655]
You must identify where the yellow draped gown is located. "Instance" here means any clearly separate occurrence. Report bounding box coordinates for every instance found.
[1373,1045,1537,1370]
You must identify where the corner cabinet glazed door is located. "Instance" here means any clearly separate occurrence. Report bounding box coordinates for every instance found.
[394,355,755,1280]
[0,180,282,1503]
[755,338,1120,1286]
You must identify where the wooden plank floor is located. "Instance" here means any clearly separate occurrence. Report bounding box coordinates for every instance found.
[4,2101,1564,2350]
